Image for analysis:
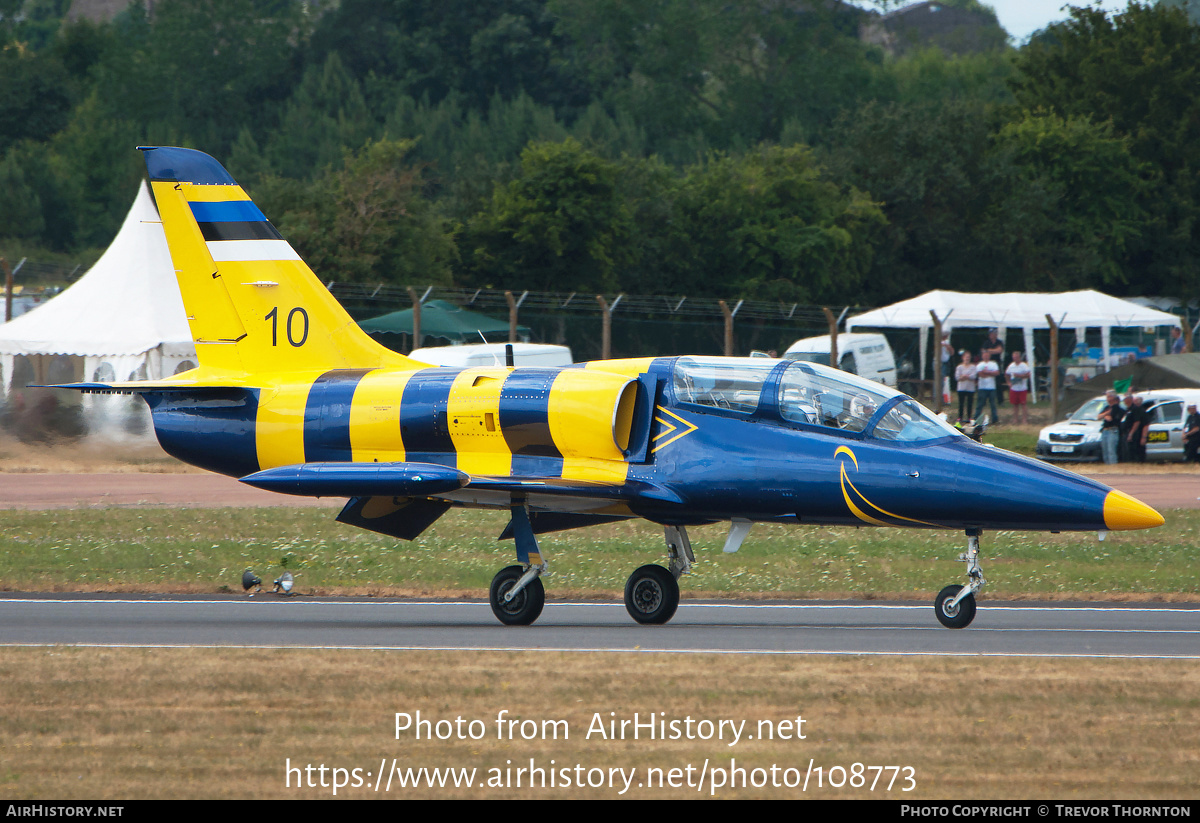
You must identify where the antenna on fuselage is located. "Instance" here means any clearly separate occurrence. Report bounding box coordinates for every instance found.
[478,330,502,367]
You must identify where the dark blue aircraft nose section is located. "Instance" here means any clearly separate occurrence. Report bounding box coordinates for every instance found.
[831,440,1162,533]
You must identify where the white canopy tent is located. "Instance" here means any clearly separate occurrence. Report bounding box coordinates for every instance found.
[0,182,195,432]
[846,290,1183,382]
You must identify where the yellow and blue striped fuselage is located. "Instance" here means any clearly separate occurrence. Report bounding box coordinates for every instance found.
[146,358,655,490]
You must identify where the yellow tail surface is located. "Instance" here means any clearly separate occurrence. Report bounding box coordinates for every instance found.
[141,146,413,381]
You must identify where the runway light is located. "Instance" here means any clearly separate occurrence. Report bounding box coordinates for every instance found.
[274,571,294,595]
[242,570,262,594]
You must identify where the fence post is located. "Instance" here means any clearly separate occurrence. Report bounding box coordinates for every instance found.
[505,290,527,343]
[406,287,421,353]
[930,311,944,412]
[1046,313,1060,421]
[823,307,839,372]
[719,300,742,357]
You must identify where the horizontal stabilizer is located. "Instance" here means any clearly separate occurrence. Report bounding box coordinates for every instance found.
[43,381,245,395]
[240,462,468,498]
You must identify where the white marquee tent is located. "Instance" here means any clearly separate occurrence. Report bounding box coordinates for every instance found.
[846,290,1183,379]
[0,182,195,429]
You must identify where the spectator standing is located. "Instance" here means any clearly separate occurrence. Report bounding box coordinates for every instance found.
[975,350,1001,425]
[1185,403,1200,462]
[982,329,1004,366]
[1005,351,1032,425]
[1098,390,1125,465]
[1171,326,1186,354]
[982,329,1005,406]
[955,351,977,422]
[1124,395,1150,463]
[1119,393,1136,461]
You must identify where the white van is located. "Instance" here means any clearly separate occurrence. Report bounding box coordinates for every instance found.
[783,333,897,386]
[409,342,574,368]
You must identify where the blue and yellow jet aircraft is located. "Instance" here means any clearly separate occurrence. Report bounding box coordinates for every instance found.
[64,147,1165,629]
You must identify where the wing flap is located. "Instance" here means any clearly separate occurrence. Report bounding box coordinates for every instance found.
[464,476,684,505]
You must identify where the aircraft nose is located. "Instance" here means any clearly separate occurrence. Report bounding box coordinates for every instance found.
[1103,489,1165,531]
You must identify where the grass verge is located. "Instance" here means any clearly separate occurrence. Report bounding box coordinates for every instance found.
[1,506,1199,600]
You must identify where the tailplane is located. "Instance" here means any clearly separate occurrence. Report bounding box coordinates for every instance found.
[140,146,412,380]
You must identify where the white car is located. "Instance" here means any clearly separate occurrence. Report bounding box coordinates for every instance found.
[783,333,897,387]
[1037,389,1200,461]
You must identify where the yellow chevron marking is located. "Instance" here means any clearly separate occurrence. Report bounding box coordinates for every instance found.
[835,445,938,528]
[651,406,698,452]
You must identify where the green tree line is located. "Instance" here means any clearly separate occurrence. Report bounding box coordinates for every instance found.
[1,0,1197,307]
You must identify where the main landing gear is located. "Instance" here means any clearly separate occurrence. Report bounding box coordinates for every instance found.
[486,505,695,627]
[488,504,547,626]
[623,525,693,625]
[489,564,545,625]
[934,529,986,629]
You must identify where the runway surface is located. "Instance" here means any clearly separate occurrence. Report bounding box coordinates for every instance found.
[2,595,1197,658]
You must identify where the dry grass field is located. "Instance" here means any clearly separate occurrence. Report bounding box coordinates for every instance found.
[2,648,1197,800]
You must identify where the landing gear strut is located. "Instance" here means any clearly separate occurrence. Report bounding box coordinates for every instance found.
[623,525,692,625]
[934,529,986,629]
[488,501,547,626]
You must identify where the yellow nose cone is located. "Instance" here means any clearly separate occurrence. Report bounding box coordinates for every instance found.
[1103,490,1165,531]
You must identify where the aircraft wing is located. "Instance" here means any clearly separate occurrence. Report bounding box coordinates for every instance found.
[240,461,683,506]
[239,461,683,542]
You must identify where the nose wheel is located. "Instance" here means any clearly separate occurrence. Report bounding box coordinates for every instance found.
[934,529,985,628]
[934,584,976,629]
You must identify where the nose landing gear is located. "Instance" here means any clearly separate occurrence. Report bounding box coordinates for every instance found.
[934,529,986,629]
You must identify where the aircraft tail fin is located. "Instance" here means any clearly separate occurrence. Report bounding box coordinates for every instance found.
[139,146,412,379]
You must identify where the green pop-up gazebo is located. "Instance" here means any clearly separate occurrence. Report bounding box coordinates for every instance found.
[357,300,528,349]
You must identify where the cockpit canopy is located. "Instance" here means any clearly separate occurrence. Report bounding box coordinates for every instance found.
[672,356,961,443]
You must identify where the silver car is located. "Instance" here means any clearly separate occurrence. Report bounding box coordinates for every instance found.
[1037,397,1105,461]
[1038,389,1200,462]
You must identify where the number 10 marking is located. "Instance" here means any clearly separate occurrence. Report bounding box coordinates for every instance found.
[265,306,309,347]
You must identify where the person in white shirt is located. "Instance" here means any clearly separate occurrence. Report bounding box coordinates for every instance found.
[975,350,1000,425]
[1005,351,1032,425]
[954,350,977,422]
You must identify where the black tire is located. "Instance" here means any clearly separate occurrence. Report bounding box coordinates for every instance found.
[934,584,976,629]
[489,565,544,626]
[624,564,680,625]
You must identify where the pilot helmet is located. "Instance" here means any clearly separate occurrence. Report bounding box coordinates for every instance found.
[850,394,876,419]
